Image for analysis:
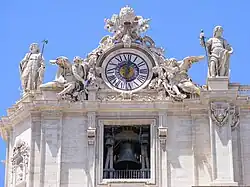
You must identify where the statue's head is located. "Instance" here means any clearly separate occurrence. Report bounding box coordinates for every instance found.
[73,56,83,64]
[87,53,98,66]
[55,56,70,67]
[29,43,40,53]
[213,26,223,37]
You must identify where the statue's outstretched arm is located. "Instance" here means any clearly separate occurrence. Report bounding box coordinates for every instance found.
[179,56,205,71]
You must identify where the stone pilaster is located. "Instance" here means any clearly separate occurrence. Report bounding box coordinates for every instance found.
[158,111,168,187]
[87,111,97,187]
[230,106,242,184]
[209,101,238,186]
[88,86,98,101]
[191,115,198,186]
[28,112,41,187]
[190,111,210,186]
[40,111,63,187]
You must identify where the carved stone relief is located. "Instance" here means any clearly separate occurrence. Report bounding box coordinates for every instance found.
[230,105,240,130]
[34,6,206,102]
[148,56,205,101]
[97,92,157,101]
[11,139,30,185]
[210,102,240,129]
[210,101,230,127]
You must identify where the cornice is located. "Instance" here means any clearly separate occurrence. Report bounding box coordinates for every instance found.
[0,118,11,142]
[0,86,250,140]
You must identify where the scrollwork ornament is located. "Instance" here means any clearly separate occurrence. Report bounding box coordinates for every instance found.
[158,127,168,149]
[210,101,230,127]
[87,127,96,145]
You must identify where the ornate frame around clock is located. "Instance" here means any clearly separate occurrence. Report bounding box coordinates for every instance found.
[97,43,157,93]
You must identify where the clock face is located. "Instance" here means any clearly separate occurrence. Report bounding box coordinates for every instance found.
[102,48,153,93]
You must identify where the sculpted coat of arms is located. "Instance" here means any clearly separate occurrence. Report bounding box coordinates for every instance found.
[210,102,230,126]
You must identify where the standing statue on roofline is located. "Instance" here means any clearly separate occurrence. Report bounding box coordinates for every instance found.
[19,43,46,94]
[19,40,48,94]
[200,26,233,78]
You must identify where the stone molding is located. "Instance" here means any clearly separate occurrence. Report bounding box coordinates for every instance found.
[0,87,249,141]
[96,119,157,185]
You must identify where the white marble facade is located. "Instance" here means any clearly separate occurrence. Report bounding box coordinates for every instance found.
[1,84,250,187]
[1,6,250,187]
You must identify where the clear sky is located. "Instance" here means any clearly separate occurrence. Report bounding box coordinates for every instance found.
[1,0,250,186]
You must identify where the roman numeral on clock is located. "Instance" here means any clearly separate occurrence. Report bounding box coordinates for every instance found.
[107,75,117,84]
[115,55,123,62]
[139,68,148,74]
[123,54,127,61]
[108,62,118,66]
[126,82,135,90]
[132,56,138,62]
[137,61,146,67]
[128,54,132,61]
[123,54,132,62]
[114,80,121,88]
[137,75,147,83]
[114,79,126,89]
[106,68,115,74]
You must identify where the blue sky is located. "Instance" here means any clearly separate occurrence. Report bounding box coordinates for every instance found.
[1,0,250,186]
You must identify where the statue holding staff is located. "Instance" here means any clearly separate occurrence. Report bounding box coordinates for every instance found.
[200,26,233,77]
[19,41,47,93]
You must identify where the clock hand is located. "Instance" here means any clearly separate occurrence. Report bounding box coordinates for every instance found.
[125,60,129,89]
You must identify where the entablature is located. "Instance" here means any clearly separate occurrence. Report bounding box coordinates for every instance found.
[1,83,250,141]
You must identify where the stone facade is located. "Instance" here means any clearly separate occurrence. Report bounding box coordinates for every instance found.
[1,83,250,187]
[1,6,250,187]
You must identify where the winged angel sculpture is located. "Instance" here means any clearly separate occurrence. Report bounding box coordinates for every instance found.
[149,56,204,101]
[39,6,204,102]
[40,55,103,101]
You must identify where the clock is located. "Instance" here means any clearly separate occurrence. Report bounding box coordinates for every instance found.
[101,48,153,93]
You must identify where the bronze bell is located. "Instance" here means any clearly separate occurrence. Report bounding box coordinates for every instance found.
[114,141,141,170]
